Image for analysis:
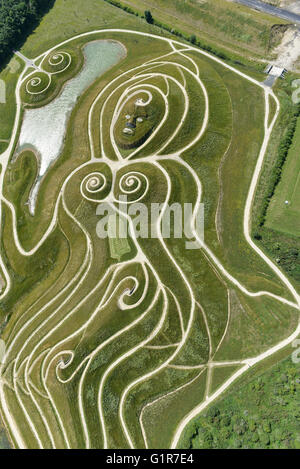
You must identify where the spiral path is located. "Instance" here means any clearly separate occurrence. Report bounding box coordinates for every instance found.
[23,49,72,97]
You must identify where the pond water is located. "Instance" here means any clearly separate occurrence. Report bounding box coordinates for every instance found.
[16,40,126,213]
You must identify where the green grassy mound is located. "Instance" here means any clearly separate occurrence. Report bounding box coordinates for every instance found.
[114,92,164,150]
[20,48,83,108]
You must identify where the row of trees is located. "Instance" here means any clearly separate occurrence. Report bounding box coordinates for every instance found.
[0,0,54,66]
[103,1,239,65]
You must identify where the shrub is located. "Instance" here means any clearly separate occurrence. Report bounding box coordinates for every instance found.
[145,10,154,24]
[190,34,196,44]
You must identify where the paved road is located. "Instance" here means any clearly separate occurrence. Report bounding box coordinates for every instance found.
[233,0,300,24]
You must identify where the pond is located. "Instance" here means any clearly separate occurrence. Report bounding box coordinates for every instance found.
[16,40,126,213]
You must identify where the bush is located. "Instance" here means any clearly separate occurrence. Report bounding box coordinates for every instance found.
[208,407,220,418]
[190,34,196,44]
[249,420,256,432]
[259,433,270,446]
[263,421,272,433]
[145,10,154,24]
[221,415,231,427]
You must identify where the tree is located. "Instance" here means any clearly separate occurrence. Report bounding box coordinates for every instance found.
[144,10,154,24]
[190,34,196,44]
[0,0,55,67]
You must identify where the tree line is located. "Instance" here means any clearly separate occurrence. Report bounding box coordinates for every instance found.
[0,0,55,67]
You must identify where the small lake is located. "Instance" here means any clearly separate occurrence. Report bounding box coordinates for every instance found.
[17,40,126,213]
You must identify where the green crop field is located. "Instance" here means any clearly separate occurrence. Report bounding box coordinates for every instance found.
[266,118,300,237]
[0,0,299,450]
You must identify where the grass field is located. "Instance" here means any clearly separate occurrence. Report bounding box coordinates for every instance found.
[119,0,285,61]
[0,0,299,450]
[266,117,300,237]
[252,74,300,286]
[0,56,24,151]
[108,216,132,261]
